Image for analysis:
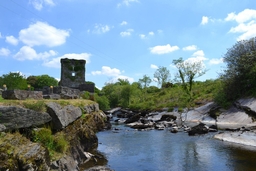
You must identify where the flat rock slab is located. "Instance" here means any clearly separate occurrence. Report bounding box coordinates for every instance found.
[214,131,256,147]
[217,107,253,129]
[0,106,51,130]
[238,98,256,112]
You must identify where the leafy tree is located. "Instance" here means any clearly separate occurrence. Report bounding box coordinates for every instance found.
[120,85,133,108]
[116,78,130,86]
[34,75,58,89]
[172,57,206,100]
[218,37,256,101]
[102,83,121,107]
[0,72,27,90]
[27,76,38,89]
[153,66,171,88]
[138,75,152,88]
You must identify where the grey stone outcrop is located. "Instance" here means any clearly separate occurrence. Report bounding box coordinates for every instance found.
[46,102,82,130]
[2,90,43,100]
[0,106,52,131]
[83,103,99,114]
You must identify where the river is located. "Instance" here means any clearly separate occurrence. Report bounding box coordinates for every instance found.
[94,122,256,171]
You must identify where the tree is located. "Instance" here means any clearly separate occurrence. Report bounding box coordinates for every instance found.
[218,37,256,101]
[153,66,171,88]
[138,75,152,88]
[172,57,206,100]
[27,76,38,89]
[0,72,27,90]
[34,75,58,89]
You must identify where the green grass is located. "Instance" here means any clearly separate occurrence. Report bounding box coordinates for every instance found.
[129,79,221,111]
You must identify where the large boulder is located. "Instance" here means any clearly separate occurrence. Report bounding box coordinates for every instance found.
[2,90,43,100]
[124,114,141,124]
[0,106,52,131]
[188,123,209,136]
[53,86,81,99]
[46,102,82,130]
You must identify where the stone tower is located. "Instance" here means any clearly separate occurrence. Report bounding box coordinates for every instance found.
[59,58,86,88]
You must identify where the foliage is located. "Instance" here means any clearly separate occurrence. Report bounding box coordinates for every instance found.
[153,66,171,88]
[218,37,256,103]
[0,72,28,90]
[34,75,58,89]
[94,94,110,111]
[32,128,69,155]
[100,77,219,111]
[172,57,207,101]
[138,75,152,88]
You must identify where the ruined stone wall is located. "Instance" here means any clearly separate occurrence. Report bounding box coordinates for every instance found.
[59,58,86,88]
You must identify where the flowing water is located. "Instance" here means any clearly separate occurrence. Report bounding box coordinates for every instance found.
[94,123,256,171]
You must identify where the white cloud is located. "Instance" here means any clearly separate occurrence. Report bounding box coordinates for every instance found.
[225,9,256,23]
[120,29,134,37]
[91,24,111,34]
[209,58,224,65]
[120,21,128,26]
[190,50,208,61]
[5,36,19,46]
[117,0,139,7]
[183,45,197,51]
[92,66,134,84]
[0,32,2,38]
[149,44,179,54]
[29,0,55,11]
[139,34,146,39]
[0,48,11,56]
[225,9,256,40]
[43,53,91,68]
[181,50,207,69]
[92,66,121,77]
[19,21,69,47]
[149,31,154,36]
[150,64,158,69]
[201,16,209,25]
[139,31,154,39]
[108,75,134,84]
[13,46,57,61]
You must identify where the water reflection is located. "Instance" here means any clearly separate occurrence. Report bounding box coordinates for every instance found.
[94,124,256,171]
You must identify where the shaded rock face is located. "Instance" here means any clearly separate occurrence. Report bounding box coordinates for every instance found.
[46,102,82,130]
[188,123,209,136]
[124,114,141,124]
[2,90,43,100]
[0,133,50,171]
[0,106,52,131]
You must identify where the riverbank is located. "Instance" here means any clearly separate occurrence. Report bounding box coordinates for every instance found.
[106,98,256,147]
[0,99,112,170]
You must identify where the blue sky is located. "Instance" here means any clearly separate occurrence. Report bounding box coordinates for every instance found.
[1,0,256,89]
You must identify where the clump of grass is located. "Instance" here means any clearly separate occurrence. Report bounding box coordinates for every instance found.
[32,128,69,158]
[23,100,46,112]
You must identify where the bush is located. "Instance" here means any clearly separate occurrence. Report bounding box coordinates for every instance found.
[32,128,69,156]
[95,94,110,111]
